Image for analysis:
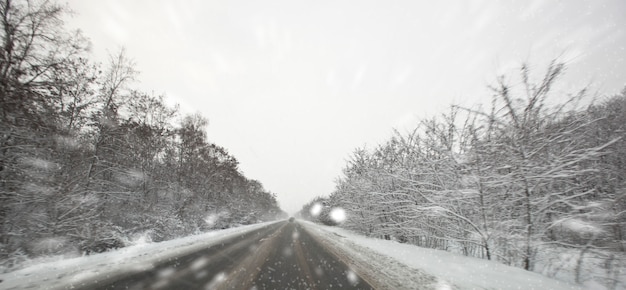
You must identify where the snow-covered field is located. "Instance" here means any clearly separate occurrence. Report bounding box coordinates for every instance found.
[0,221,278,290]
[301,221,585,290]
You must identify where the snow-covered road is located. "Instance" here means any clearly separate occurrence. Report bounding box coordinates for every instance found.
[0,222,278,290]
[0,219,583,290]
[74,221,374,289]
[1,221,373,289]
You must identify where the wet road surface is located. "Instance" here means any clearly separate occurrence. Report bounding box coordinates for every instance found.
[78,221,374,289]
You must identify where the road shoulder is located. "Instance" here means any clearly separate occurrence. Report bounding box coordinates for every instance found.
[300,221,449,290]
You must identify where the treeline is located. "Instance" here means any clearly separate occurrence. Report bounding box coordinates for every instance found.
[0,0,282,269]
[301,62,625,286]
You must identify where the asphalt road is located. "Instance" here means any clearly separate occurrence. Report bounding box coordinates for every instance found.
[78,221,374,290]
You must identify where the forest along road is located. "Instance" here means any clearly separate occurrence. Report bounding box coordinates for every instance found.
[77,221,374,290]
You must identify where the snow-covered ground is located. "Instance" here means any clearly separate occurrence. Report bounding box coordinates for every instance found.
[0,221,278,290]
[0,219,610,290]
[301,220,586,290]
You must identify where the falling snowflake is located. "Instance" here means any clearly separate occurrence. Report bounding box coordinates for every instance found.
[205,272,227,289]
[282,246,293,257]
[329,207,347,223]
[346,270,359,286]
[191,257,210,271]
[204,214,219,227]
[315,266,324,276]
[310,202,323,217]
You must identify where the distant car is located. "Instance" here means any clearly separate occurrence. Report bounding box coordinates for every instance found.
[288,217,295,223]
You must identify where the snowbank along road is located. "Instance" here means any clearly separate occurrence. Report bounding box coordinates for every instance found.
[75,221,374,289]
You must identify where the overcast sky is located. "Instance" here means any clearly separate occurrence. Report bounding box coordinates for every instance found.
[65,0,626,214]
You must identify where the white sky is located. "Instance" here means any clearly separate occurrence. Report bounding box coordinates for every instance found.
[64,0,626,214]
